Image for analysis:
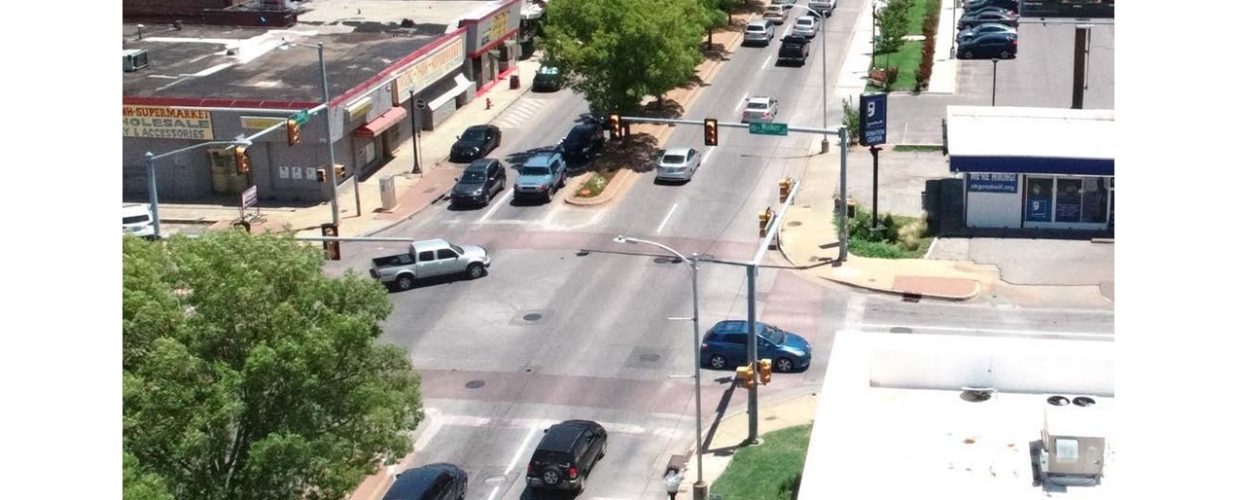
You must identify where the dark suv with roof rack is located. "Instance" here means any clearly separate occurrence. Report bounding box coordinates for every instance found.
[525,420,607,492]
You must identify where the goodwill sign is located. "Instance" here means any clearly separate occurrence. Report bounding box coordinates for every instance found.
[123,106,214,140]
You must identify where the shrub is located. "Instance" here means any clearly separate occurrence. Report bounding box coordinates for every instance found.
[885,65,900,88]
[841,97,860,142]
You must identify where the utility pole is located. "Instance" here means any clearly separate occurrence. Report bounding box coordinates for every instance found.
[871,145,881,228]
[744,263,759,445]
[991,58,999,106]
[316,42,340,227]
[1071,25,1090,109]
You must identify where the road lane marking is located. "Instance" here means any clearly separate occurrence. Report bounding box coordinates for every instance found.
[656,203,679,234]
[479,188,515,222]
[861,323,1114,340]
[504,426,540,475]
[735,93,748,112]
[844,294,866,331]
[702,148,714,165]
[762,53,774,70]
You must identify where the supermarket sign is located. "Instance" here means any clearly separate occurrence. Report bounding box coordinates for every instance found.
[123,105,214,140]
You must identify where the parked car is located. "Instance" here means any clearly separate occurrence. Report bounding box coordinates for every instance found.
[451,158,506,207]
[956,22,1016,43]
[656,147,702,183]
[957,10,1019,30]
[963,5,1016,18]
[449,125,501,163]
[772,0,796,5]
[741,96,779,123]
[965,0,1019,13]
[526,420,607,493]
[122,203,156,239]
[791,16,818,38]
[514,151,567,202]
[763,4,787,24]
[778,34,810,66]
[957,31,1018,59]
[370,239,491,290]
[700,320,812,372]
[532,65,562,92]
[743,19,776,46]
[808,0,836,16]
[382,463,467,500]
[560,121,606,165]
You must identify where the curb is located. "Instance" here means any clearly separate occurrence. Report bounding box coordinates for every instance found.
[816,273,981,301]
[359,183,452,237]
[564,168,637,206]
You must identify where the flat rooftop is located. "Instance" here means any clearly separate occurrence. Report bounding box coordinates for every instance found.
[946,106,1115,176]
[799,332,1115,499]
[297,0,498,31]
[122,21,449,106]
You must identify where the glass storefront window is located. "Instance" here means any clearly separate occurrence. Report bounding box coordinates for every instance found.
[1055,178,1083,222]
[1080,177,1110,223]
[1025,177,1054,222]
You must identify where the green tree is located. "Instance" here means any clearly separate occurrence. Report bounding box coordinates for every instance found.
[875,0,912,55]
[123,231,422,500]
[543,0,709,114]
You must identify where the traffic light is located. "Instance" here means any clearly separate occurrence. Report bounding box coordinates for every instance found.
[735,363,755,389]
[234,146,250,175]
[287,119,301,145]
[315,168,327,183]
[703,118,718,146]
[758,207,773,237]
[320,223,340,261]
[608,113,622,138]
[758,359,773,385]
[334,164,346,179]
[778,177,793,203]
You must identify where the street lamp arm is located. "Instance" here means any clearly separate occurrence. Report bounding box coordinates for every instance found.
[150,140,249,162]
[616,236,689,263]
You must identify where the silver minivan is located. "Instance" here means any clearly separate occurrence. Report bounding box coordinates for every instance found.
[743,19,775,46]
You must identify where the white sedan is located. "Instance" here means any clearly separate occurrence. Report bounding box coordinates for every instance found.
[655,147,702,183]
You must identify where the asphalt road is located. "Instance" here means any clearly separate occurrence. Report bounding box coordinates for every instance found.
[319,6,1116,499]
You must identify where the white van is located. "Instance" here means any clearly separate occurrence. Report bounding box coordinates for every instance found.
[122,203,156,239]
[743,19,775,46]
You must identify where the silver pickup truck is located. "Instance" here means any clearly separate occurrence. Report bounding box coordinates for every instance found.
[369,239,491,290]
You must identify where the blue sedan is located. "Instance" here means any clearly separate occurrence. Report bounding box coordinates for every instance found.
[700,320,812,372]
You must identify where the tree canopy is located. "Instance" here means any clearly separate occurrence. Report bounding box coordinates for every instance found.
[123,231,422,500]
[542,0,712,114]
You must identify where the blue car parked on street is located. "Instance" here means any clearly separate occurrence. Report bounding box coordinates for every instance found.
[700,320,812,373]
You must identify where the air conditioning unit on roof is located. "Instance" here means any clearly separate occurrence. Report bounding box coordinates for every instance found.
[123,49,149,72]
[1039,402,1107,487]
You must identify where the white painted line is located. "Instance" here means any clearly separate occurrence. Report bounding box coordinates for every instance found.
[735,92,749,112]
[844,294,866,332]
[762,53,774,70]
[504,426,540,475]
[701,148,714,165]
[478,188,514,222]
[485,486,501,500]
[656,203,679,234]
[861,323,1114,340]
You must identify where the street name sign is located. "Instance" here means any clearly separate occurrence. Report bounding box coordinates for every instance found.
[749,122,789,136]
[291,110,310,125]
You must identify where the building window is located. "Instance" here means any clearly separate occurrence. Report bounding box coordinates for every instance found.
[1080,177,1110,223]
[361,140,377,165]
[1055,178,1083,222]
[1025,177,1054,222]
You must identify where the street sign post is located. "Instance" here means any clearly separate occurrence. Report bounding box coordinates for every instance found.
[858,92,887,146]
[415,98,427,110]
[748,122,789,136]
[239,184,258,222]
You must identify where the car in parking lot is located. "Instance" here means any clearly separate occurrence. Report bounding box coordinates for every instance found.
[743,19,776,46]
[532,65,562,92]
[450,158,506,207]
[965,0,1019,13]
[382,463,467,500]
[700,320,812,373]
[656,147,702,182]
[741,96,779,123]
[514,151,567,202]
[122,203,156,239]
[449,125,501,163]
[963,5,1016,18]
[957,31,1018,59]
[958,10,1019,29]
[791,16,818,38]
[956,22,1016,43]
[560,121,606,165]
[526,420,607,493]
[763,4,787,24]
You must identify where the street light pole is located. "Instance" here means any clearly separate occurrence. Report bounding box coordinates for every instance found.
[316,42,341,226]
[991,58,999,106]
[614,236,707,498]
[951,0,958,59]
[145,152,160,238]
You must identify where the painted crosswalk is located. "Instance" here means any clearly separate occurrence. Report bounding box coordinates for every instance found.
[492,98,548,129]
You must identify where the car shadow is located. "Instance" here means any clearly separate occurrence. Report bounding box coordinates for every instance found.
[518,488,581,500]
[384,273,480,293]
[509,195,553,207]
[504,146,560,171]
[652,177,690,186]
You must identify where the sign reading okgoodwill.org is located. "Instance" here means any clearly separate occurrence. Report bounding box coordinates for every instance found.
[123,106,214,140]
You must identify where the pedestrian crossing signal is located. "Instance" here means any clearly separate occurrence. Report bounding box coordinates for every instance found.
[315,168,327,183]
[287,119,301,145]
[234,146,250,175]
[704,118,718,146]
[608,113,622,138]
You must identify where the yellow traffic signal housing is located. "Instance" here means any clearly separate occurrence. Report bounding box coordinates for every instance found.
[735,363,755,389]
[703,118,718,146]
[334,164,346,179]
[234,146,250,175]
[778,178,792,203]
[758,207,773,237]
[315,168,327,183]
[608,113,622,138]
[321,223,341,261]
[758,359,773,385]
[287,119,301,145]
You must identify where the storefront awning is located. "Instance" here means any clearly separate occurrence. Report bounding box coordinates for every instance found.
[945,106,1114,176]
[353,106,408,137]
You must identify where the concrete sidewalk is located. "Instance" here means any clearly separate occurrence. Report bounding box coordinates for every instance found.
[157,53,545,239]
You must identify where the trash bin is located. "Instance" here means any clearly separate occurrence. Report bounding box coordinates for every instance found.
[510,74,521,89]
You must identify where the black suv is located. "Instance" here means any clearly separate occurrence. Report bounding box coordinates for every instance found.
[525,420,607,492]
[560,121,605,165]
[382,463,467,500]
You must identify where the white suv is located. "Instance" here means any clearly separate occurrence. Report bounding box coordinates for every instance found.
[122,203,156,239]
[744,19,776,46]
[741,96,779,124]
[792,16,819,38]
[809,0,836,17]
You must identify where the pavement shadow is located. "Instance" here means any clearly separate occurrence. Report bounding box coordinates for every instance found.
[384,273,481,293]
[504,146,560,171]
[604,134,662,174]
[701,377,741,454]
[518,488,582,500]
[638,99,684,119]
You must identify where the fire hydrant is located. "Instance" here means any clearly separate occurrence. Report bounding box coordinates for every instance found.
[485,97,493,110]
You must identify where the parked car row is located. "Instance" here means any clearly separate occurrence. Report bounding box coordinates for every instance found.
[956,0,1020,59]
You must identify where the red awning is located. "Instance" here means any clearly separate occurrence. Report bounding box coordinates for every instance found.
[353,106,408,137]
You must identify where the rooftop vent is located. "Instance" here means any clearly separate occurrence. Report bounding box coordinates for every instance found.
[1038,404,1107,487]
[123,49,149,72]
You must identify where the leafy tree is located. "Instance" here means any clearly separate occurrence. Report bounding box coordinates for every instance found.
[123,232,422,500]
[543,0,709,114]
[699,0,732,49]
[875,0,913,55]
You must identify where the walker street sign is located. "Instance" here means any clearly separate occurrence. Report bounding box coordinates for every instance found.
[859,92,887,146]
[291,110,310,125]
[749,122,789,136]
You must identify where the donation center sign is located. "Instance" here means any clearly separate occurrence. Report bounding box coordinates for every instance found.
[123,106,214,140]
